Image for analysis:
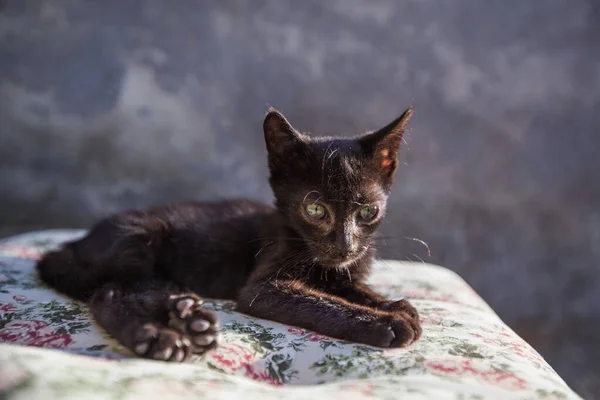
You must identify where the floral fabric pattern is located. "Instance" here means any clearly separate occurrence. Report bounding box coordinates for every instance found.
[0,230,581,399]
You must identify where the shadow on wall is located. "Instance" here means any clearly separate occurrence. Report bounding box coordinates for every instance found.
[1,0,599,396]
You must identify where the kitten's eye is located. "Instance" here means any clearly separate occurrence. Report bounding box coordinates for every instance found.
[305,203,327,220]
[358,205,378,221]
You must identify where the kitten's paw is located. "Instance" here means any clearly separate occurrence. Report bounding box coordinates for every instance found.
[369,312,421,348]
[388,315,421,347]
[381,299,417,317]
[167,294,220,354]
[133,323,192,362]
[380,299,422,341]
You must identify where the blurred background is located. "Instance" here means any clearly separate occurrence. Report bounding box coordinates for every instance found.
[1,0,598,396]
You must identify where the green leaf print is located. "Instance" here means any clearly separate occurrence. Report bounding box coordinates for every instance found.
[449,343,487,359]
[265,353,297,383]
[311,345,419,379]
[225,321,287,354]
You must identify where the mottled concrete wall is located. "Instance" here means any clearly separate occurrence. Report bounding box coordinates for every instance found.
[1,0,599,395]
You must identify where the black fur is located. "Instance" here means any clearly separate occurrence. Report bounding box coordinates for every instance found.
[37,106,421,362]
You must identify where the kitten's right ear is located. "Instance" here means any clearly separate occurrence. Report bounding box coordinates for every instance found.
[359,106,413,187]
[263,107,306,155]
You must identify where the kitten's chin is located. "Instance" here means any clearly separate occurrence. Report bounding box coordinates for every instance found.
[316,250,368,269]
[336,257,361,269]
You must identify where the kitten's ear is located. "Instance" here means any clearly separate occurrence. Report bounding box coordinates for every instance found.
[359,106,413,182]
[263,107,306,155]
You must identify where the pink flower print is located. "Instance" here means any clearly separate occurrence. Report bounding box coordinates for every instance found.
[480,369,528,390]
[0,303,19,313]
[426,359,528,391]
[304,332,329,342]
[0,320,73,349]
[426,359,463,374]
[0,245,41,260]
[243,365,283,386]
[208,343,254,372]
[29,333,73,348]
[288,327,329,342]
[12,295,27,303]
[287,327,306,336]
[0,320,51,343]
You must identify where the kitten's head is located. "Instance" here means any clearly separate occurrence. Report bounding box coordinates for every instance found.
[263,106,413,268]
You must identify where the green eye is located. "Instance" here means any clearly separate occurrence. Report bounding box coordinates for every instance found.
[306,204,327,220]
[358,205,378,221]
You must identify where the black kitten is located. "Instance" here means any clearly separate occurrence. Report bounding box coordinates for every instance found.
[37,106,421,362]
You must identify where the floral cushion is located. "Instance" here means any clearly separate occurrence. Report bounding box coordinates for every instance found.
[0,230,581,399]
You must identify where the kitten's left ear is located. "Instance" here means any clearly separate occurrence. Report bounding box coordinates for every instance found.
[263,107,307,155]
[359,106,413,183]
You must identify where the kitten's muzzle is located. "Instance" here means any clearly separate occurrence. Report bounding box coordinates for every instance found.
[335,233,358,257]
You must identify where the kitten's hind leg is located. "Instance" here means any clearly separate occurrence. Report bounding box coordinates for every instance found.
[90,279,219,362]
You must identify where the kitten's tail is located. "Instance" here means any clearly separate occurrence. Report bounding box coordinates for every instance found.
[37,243,94,301]
[37,215,169,301]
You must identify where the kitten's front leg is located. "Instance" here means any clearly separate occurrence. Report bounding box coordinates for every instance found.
[330,281,420,320]
[236,279,419,348]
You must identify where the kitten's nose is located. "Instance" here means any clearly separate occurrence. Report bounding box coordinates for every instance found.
[336,227,357,256]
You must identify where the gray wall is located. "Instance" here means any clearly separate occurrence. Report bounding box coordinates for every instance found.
[1,1,599,396]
